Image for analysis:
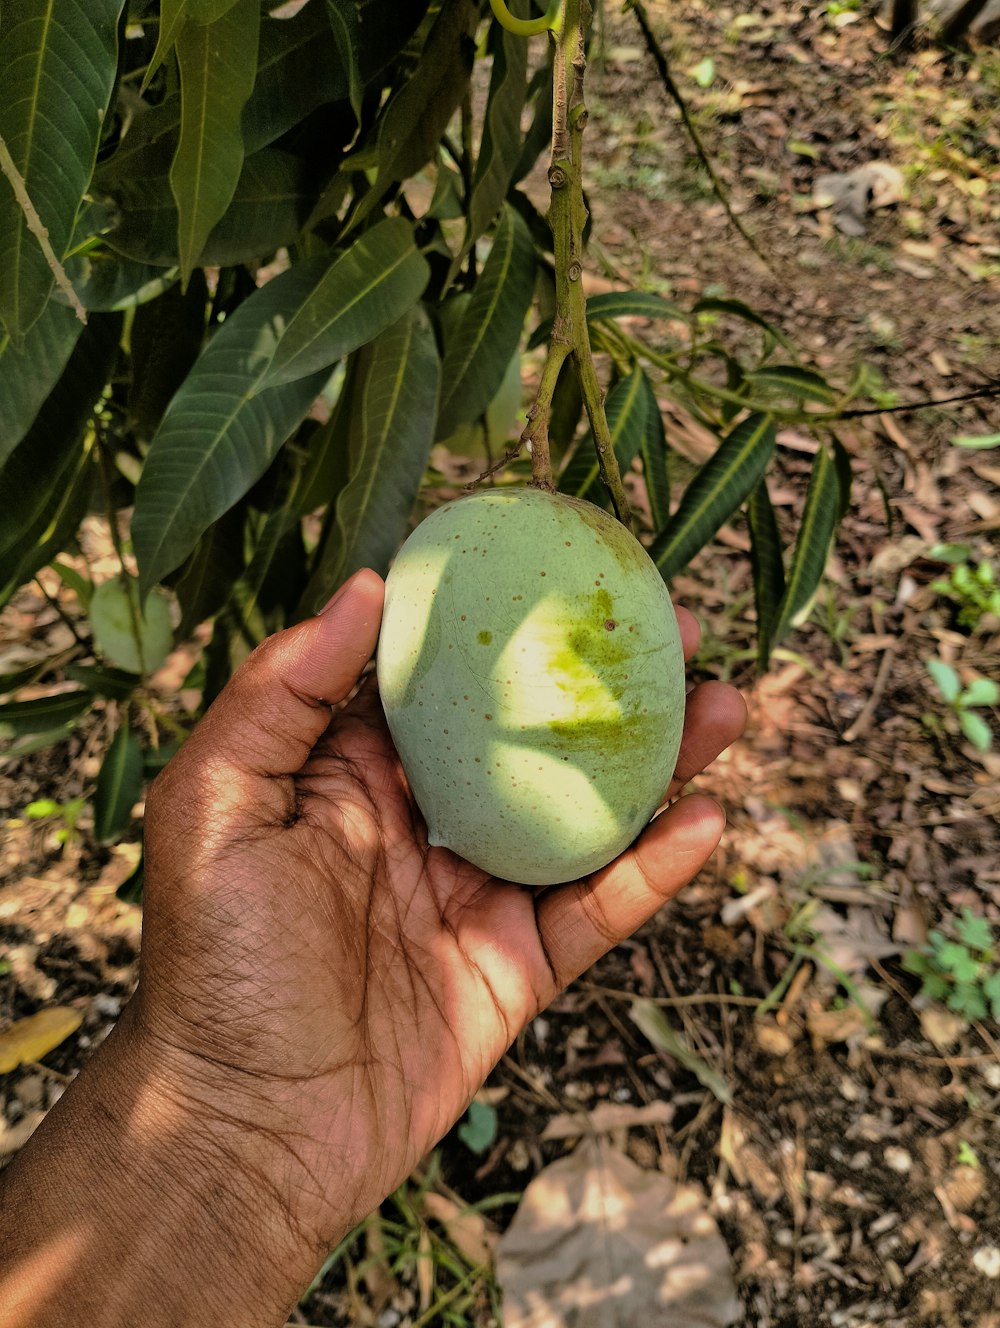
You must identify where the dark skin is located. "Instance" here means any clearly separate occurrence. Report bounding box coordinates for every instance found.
[0,567,747,1327]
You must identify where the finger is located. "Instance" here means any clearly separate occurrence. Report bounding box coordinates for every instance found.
[536,794,726,989]
[181,568,385,780]
[674,604,700,662]
[667,681,747,798]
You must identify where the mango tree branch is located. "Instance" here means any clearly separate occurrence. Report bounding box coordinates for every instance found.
[528,0,633,530]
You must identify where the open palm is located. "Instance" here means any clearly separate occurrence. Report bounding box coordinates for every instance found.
[135,568,745,1254]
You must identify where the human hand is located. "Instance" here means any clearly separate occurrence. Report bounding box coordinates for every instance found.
[132,568,745,1262]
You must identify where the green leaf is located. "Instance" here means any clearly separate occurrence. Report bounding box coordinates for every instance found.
[0,299,83,465]
[64,663,141,701]
[693,296,792,351]
[141,0,188,94]
[747,478,785,670]
[450,4,529,280]
[63,249,176,313]
[241,3,347,150]
[0,0,125,337]
[630,999,732,1104]
[936,942,981,982]
[259,218,430,390]
[173,507,247,639]
[559,367,648,504]
[638,369,670,532]
[94,720,144,843]
[345,0,479,229]
[983,970,1000,1020]
[0,691,91,740]
[747,364,837,404]
[99,148,313,270]
[132,257,334,595]
[773,443,840,643]
[952,431,1000,450]
[962,678,999,708]
[89,578,175,675]
[926,658,961,705]
[0,314,121,608]
[436,203,536,439]
[325,1,365,121]
[959,709,992,753]
[650,412,776,580]
[527,289,685,350]
[948,982,987,1021]
[457,1100,498,1155]
[302,306,441,613]
[128,271,208,438]
[170,0,260,283]
[956,908,993,953]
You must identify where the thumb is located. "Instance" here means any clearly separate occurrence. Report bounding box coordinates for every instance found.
[181,568,385,781]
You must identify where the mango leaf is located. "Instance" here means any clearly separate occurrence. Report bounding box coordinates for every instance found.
[132,257,334,595]
[325,0,365,121]
[650,412,776,580]
[94,720,144,843]
[63,250,175,313]
[436,203,536,439]
[259,218,430,390]
[100,148,312,269]
[638,369,670,532]
[0,299,83,466]
[302,305,441,612]
[773,443,840,643]
[0,314,121,607]
[241,3,346,149]
[89,578,175,675]
[173,507,247,639]
[171,0,260,283]
[450,4,529,280]
[0,692,91,741]
[528,289,685,350]
[141,0,188,93]
[559,367,648,504]
[128,271,208,438]
[0,0,124,338]
[693,297,792,352]
[747,364,837,404]
[0,1007,84,1074]
[64,663,141,701]
[747,479,785,671]
[346,0,479,229]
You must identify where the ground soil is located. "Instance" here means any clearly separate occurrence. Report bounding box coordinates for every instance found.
[2,2,999,1326]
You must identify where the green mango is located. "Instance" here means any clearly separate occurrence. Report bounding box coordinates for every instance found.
[377,487,686,885]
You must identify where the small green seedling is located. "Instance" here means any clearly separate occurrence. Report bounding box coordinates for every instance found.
[23,796,86,845]
[925,659,998,752]
[931,557,1000,631]
[903,908,1000,1024]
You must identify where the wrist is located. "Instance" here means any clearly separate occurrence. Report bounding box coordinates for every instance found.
[0,999,344,1328]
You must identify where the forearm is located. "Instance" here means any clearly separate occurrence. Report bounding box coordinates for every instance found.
[0,1004,331,1328]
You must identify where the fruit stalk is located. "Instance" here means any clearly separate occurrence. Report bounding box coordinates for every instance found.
[525,0,634,532]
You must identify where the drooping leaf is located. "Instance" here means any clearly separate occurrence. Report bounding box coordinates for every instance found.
[559,367,648,504]
[0,314,121,606]
[0,692,92,741]
[128,271,207,438]
[637,369,670,532]
[346,0,479,229]
[94,720,144,842]
[747,479,785,671]
[436,203,536,439]
[450,4,529,279]
[325,0,365,121]
[528,289,685,350]
[132,258,334,595]
[0,0,125,337]
[170,0,260,282]
[302,305,441,612]
[746,364,837,404]
[89,578,175,675]
[0,299,83,466]
[773,443,840,643]
[650,413,776,580]
[0,1007,85,1073]
[259,218,430,390]
[100,148,313,269]
[693,296,792,352]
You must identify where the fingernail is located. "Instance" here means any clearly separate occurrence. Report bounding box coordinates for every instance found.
[318,571,358,616]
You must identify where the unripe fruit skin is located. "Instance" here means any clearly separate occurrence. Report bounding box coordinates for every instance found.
[377,488,686,885]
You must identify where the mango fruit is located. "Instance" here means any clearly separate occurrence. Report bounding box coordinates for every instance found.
[376,487,686,885]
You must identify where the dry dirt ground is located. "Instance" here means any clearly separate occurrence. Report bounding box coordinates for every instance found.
[2,2,999,1326]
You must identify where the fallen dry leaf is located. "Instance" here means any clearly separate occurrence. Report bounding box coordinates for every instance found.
[495,1137,740,1328]
[541,1101,674,1141]
[422,1191,497,1267]
[0,1007,84,1073]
